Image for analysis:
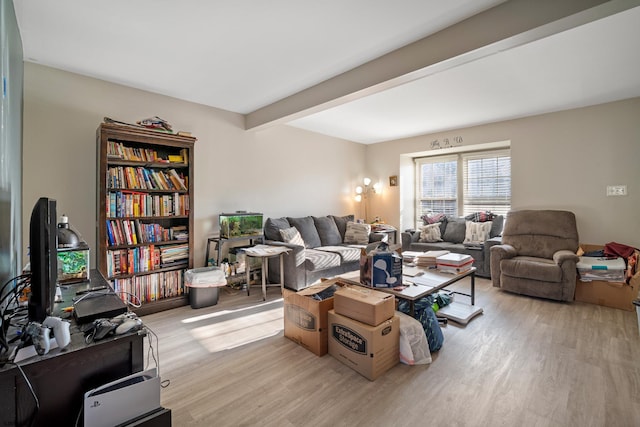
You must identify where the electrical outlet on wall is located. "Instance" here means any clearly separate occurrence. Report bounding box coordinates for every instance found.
[606,185,627,196]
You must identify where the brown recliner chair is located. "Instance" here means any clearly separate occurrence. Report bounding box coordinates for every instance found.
[490,210,579,301]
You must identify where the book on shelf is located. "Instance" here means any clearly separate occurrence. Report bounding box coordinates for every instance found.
[113,269,185,304]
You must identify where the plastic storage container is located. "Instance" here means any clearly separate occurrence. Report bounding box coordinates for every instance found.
[185,267,227,308]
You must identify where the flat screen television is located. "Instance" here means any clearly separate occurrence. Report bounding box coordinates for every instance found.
[27,197,58,322]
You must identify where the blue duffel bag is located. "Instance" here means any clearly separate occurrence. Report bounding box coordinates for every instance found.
[398,295,444,352]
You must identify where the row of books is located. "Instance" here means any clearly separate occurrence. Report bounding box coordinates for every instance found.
[107,245,189,277]
[107,191,189,218]
[106,246,161,277]
[112,269,185,304]
[106,219,188,246]
[107,140,188,164]
[160,243,189,265]
[107,166,188,191]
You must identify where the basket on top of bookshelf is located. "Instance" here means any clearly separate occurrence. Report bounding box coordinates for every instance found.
[97,122,196,316]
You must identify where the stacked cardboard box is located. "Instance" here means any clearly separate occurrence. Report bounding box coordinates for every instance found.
[283,279,345,356]
[328,284,399,380]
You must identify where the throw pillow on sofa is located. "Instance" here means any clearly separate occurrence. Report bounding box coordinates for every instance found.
[419,223,443,243]
[280,226,305,246]
[279,227,306,266]
[344,221,371,245]
[463,220,492,244]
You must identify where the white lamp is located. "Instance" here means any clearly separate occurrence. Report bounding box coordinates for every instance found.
[354,178,380,220]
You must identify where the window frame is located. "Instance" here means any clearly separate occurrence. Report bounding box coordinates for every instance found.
[415,148,511,226]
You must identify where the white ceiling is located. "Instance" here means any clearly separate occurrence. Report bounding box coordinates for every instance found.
[13,0,640,144]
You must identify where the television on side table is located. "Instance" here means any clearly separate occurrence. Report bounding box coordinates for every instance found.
[27,197,58,323]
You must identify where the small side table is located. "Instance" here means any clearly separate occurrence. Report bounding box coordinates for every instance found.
[243,245,291,300]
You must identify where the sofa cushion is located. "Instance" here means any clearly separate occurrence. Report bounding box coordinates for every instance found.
[305,249,341,271]
[315,245,361,263]
[490,215,504,238]
[264,217,290,241]
[464,220,492,244]
[313,216,342,246]
[280,226,305,247]
[287,216,322,248]
[443,219,466,244]
[344,221,371,245]
[419,223,443,243]
[330,214,355,241]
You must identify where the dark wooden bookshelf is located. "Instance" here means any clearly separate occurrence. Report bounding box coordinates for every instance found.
[97,122,196,315]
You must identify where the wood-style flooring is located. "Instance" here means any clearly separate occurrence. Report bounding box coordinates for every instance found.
[141,276,640,426]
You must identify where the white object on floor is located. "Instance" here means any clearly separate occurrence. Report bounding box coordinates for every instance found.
[397,311,431,365]
[437,301,483,325]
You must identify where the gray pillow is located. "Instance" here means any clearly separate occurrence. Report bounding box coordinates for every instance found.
[330,214,355,241]
[287,216,322,248]
[313,216,342,246]
[490,215,504,238]
[443,219,466,244]
[263,217,290,241]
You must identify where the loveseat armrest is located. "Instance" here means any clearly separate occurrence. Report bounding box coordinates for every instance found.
[401,230,419,251]
[369,232,385,243]
[264,240,305,267]
[490,244,517,287]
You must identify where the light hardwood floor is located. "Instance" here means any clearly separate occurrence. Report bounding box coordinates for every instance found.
[141,277,640,426]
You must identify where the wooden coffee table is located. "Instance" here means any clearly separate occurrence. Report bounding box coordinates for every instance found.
[376,267,477,317]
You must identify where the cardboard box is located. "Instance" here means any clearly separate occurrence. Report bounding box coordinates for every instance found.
[283,279,344,356]
[333,284,395,326]
[360,244,403,288]
[328,310,399,381]
[574,244,640,311]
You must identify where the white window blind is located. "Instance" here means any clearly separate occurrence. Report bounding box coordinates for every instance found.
[462,150,511,216]
[415,148,511,226]
[416,155,458,219]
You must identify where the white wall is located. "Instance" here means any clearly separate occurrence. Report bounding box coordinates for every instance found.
[22,63,366,268]
[366,97,640,248]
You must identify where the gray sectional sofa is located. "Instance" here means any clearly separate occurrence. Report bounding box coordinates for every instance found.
[401,215,504,278]
[263,215,382,291]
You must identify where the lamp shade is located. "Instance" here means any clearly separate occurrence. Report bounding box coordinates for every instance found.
[57,215,88,250]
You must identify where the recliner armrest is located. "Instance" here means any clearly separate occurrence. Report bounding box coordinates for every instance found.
[491,244,517,259]
[553,250,579,266]
[490,244,517,288]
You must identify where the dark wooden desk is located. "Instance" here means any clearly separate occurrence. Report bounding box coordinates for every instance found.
[0,271,144,426]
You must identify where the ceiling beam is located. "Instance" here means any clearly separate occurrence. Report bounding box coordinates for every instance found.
[245,0,638,131]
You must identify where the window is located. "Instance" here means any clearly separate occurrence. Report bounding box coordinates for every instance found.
[415,149,511,224]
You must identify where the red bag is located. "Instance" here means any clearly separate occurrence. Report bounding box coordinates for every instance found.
[604,242,636,259]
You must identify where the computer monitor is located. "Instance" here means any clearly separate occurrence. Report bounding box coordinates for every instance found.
[27,197,58,322]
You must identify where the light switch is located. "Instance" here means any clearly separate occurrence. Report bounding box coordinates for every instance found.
[606,185,627,196]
